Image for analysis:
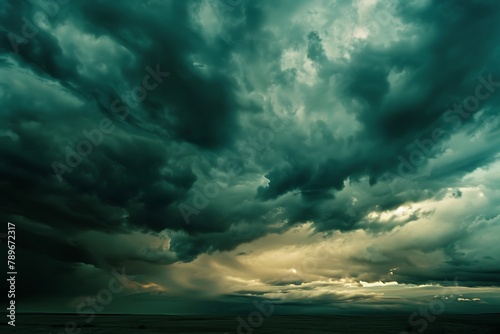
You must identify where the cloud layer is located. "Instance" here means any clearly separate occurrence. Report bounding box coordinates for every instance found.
[1,0,500,314]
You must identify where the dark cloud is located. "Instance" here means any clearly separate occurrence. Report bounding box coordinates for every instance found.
[1,0,500,314]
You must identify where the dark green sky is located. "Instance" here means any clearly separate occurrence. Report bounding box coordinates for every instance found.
[1,0,500,315]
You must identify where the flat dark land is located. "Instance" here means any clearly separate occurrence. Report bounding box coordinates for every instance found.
[2,313,500,333]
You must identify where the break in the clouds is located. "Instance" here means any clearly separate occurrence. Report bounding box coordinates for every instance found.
[1,0,500,315]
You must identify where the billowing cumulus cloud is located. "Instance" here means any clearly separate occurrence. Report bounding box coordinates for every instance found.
[1,0,500,314]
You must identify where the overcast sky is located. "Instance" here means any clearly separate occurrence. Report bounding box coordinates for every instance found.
[1,0,500,315]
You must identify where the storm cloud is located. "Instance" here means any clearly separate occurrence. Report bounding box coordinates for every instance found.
[1,0,500,314]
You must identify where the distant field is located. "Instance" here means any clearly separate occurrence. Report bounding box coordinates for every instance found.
[2,313,499,333]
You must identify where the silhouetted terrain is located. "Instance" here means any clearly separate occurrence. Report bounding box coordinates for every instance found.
[2,313,499,333]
